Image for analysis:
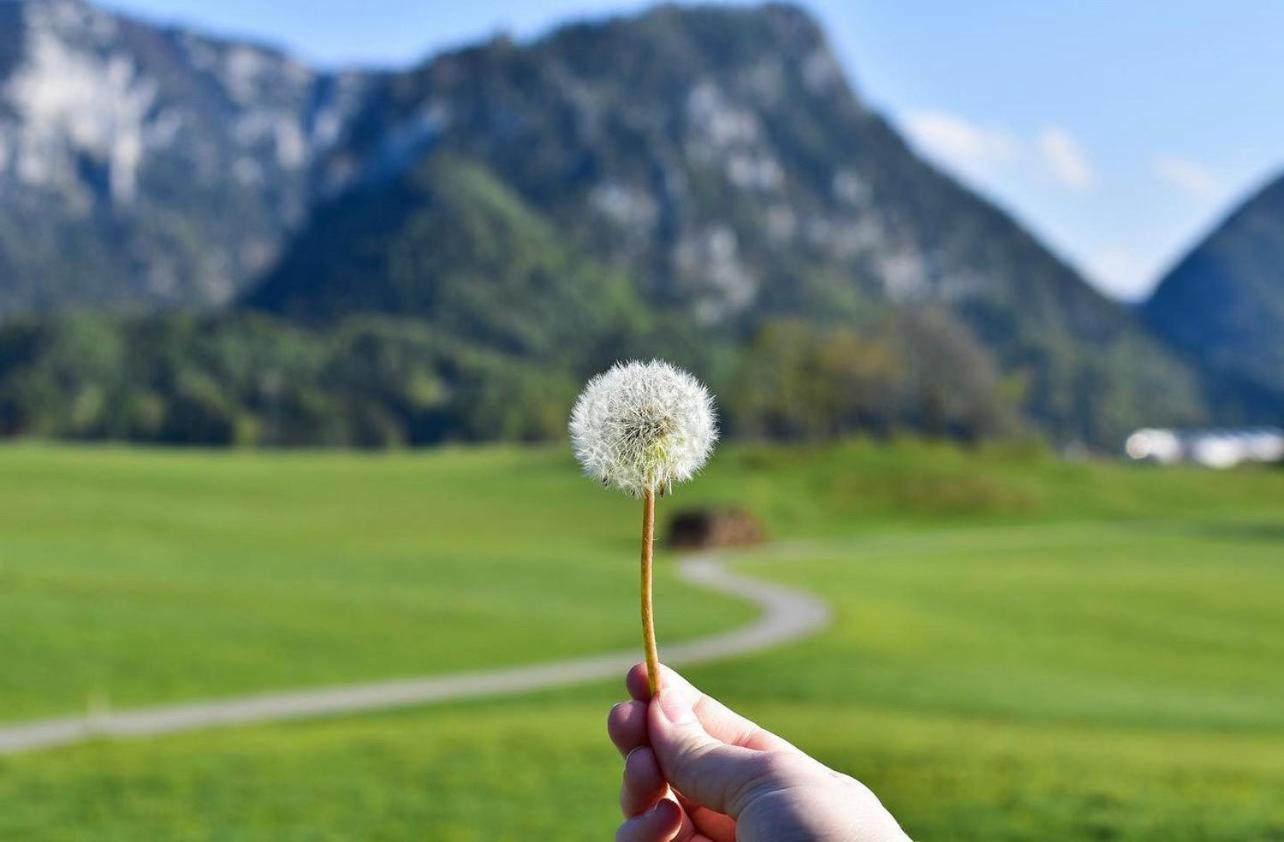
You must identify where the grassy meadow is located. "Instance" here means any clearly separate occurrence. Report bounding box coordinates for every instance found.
[1,441,1282,840]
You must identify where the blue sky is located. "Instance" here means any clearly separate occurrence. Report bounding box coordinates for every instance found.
[100,0,1284,300]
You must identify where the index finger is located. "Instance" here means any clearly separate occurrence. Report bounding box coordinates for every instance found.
[625,663,800,754]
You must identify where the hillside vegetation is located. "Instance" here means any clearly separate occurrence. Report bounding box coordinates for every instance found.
[1145,173,1284,419]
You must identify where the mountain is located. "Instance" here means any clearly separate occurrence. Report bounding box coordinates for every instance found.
[0,0,1213,446]
[248,3,1203,445]
[1143,174,1284,420]
[0,0,374,314]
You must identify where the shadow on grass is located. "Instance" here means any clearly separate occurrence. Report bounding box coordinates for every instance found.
[1180,519,1284,544]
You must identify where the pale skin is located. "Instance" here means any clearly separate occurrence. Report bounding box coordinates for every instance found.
[608,664,911,842]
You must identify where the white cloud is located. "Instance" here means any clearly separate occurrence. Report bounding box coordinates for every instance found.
[901,110,1141,299]
[902,111,1097,195]
[1153,155,1221,201]
[1036,126,1095,191]
[901,110,1017,181]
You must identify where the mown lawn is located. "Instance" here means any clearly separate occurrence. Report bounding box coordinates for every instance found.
[0,445,754,721]
[1,441,1281,840]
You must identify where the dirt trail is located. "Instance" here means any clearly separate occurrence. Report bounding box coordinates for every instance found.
[0,552,829,755]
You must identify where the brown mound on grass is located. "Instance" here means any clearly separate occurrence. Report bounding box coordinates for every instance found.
[666,508,766,550]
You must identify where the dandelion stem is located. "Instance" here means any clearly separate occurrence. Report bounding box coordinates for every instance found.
[640,487,660,697]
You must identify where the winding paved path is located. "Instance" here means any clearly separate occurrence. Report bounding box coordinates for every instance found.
[0,552,829,755]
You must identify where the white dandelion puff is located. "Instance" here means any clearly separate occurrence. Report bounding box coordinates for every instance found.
[570,360,718,696]
[570,360,718,498]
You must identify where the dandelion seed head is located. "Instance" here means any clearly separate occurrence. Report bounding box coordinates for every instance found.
[570,360,718,497]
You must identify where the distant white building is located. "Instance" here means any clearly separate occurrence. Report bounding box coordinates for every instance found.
[1125,427,1284,469]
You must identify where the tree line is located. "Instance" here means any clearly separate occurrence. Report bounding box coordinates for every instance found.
[0,307,1019,448]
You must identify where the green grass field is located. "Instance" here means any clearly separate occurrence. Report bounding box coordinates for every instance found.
[1,441,1282,840]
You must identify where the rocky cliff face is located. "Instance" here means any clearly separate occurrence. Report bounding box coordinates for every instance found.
[0,0,374,312]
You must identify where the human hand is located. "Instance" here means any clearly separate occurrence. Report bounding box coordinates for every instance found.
[607,664,910,842]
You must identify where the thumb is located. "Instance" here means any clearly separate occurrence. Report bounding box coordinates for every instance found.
[648,687,774,818]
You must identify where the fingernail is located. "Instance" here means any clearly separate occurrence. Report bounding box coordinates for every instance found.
[657,688,695,724]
